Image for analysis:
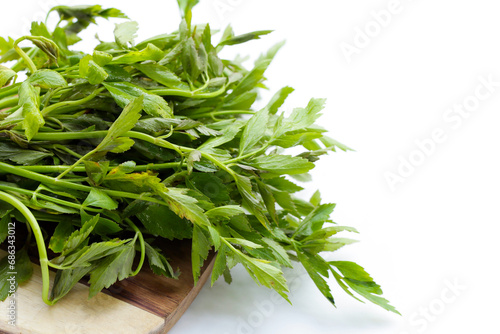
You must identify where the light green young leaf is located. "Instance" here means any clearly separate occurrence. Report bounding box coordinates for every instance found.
[27,69,67,89]
[206,205,245,219]
[114,21,139,48]
[79,55,108,85]
[293,203,336,239]
[218,30,273,47]
[83,188,118,210]
[96,95,143,152]
[239,108,269,155]
[0,65,16,87]
[248,155,314,175]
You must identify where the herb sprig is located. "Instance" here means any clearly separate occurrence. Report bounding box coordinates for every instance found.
[0,1,398,314]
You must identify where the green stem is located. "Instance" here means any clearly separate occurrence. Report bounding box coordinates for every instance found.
[125,218,145,276]
[11,47,38,72]
[225,143,271,165]
[0,161,168,207]
[189,110,254,119]
[42,87,105,116]
[149,84,226,99]
[30,130,236,177]
[0,191,54,305]
[13,38,38,73]
[17,162,183,173]
[0,96,19,110]
[0,84,20,99]
[0,184,101,213]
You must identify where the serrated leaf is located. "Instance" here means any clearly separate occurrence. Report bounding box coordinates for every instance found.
[114,21,139,48]
[62,214,100,255]
[49,221,75,253]
[88,241,135,298]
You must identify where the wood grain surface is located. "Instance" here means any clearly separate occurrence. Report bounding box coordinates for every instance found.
[0,239,215,334]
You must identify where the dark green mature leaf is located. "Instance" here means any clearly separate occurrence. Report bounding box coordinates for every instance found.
[88,241,135,297]
[144,242,177,278]
[136,203,192,240]
[62,215,100,255]
[49,221,74,253]
[50,265,95,303]
[0,249,33,301]
[192,224,211,283]
[0,142,52,165]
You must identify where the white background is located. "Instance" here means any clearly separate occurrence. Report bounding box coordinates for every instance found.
[2,0,500,333]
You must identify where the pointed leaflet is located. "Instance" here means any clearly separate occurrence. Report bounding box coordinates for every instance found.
[218,30,273,47]
[103,82,172,118]
[248,155,314,175]
[95,95,143,152]
[330,261,400,314]
[265,86,294,115]
[144,242,177,278]
[62,215,100,255]
[239,108,269,155]
[274,98,326,138]
[192,225,211,284]
[293,204,336,239]
[61,239,130,268]
[88,241,136,298]
[296,251,335,305]
[49,221,74,253]
[83,188,118,210]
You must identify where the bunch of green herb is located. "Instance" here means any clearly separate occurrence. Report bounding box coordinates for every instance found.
[0,1,397,313]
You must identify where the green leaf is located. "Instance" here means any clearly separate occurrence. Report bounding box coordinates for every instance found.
[198,120,244,150]
[248,155,314,175]
[49,221,75,253]
[192,225,211,284]
[275,98,326,137]
[265,86,294,115]
[225,238,263,249]
[134,63,185,89]
[110,43,164,64]
[239,108,269,155]
[136,203,192,240]
[88,241,135,298]
[25,36,60,65]
[144,242,177,278]
[0,65,16,87]
[296,251,335,305]
[62,239,130,268]
[206,205,245,219]
[50,265,95,303]
[83,188,118,210]
[218,30,273,47]
[0,142,52,165]
[0,248,33,301]
[103,82,172,118]
[96,95,143,151]
[294,203,336,239]
[114,21,139,48]
[211,243,228,285]
[79,55,108,85]
[27,69,67,89]
[62,214,100,255]
[330,261,400,314]
[177,0,200,18]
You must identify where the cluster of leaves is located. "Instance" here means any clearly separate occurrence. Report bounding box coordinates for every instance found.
[0,1,397,313]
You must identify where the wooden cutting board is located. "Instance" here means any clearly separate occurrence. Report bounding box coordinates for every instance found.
[0,240,215,334]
